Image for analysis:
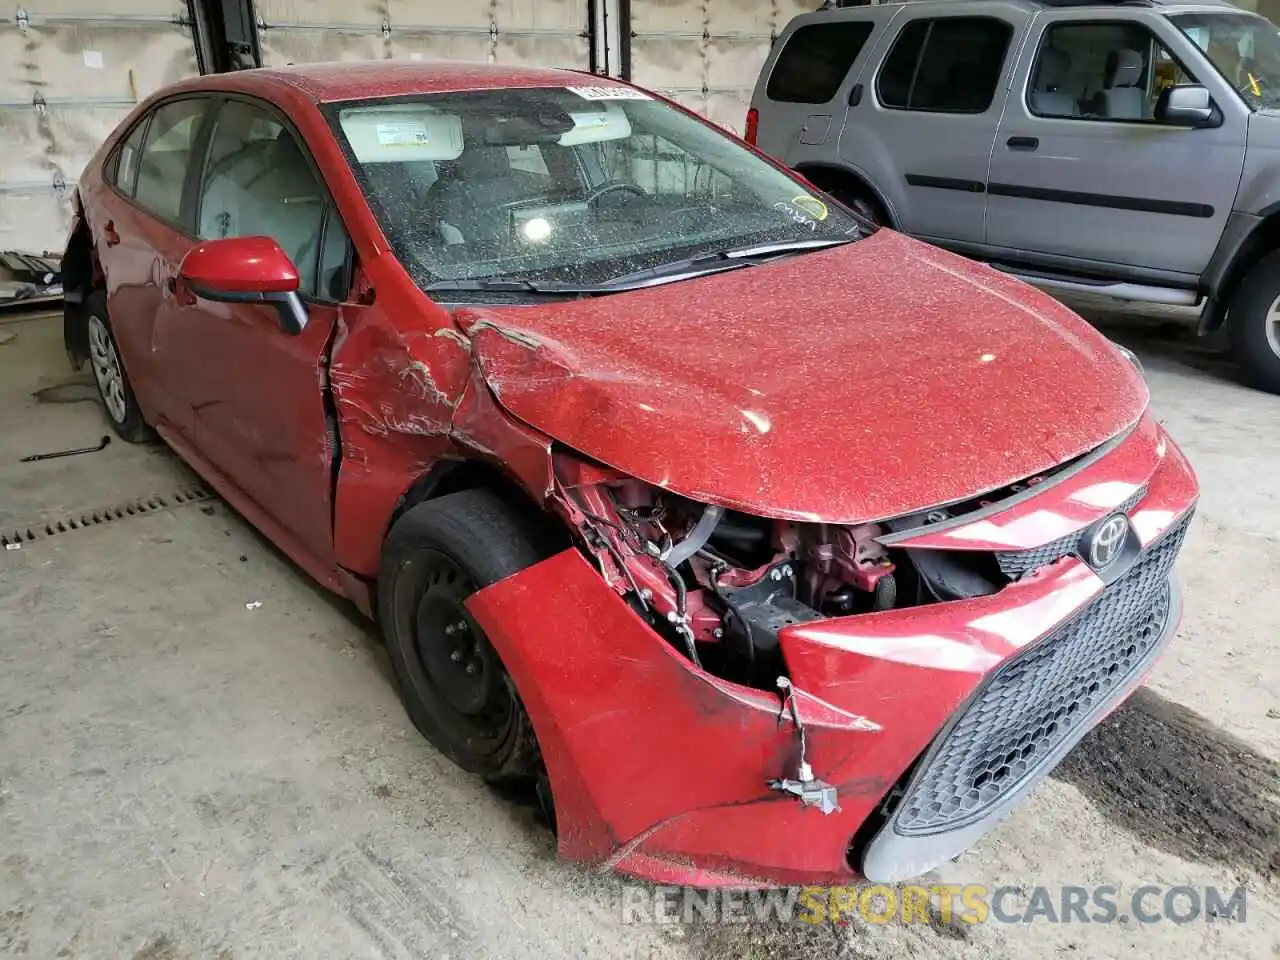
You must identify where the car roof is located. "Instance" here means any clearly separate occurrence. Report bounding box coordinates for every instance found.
[184,60,607,105]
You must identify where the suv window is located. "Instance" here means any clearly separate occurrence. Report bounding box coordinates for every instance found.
[768,21,876,103]
[134,99,208,224]
[877,17,1014,113]
[1029,22,1198,120]
[196,99,350,299]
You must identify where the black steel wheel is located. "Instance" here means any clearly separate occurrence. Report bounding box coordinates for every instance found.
[378,489,544,783]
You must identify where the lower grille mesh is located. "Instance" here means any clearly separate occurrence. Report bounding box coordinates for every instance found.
[893,510,1191,837]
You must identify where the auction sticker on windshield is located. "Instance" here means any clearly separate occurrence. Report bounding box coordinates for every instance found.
[376,120,432,146]
[568,85,652,101]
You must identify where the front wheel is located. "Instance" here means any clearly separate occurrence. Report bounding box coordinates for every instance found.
[1227,250,1280,394]
[377,489,545,783]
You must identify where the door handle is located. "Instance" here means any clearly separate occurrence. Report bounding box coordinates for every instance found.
[848,83,864,106]
[103,219,121,247]
[1006,136,1039,151]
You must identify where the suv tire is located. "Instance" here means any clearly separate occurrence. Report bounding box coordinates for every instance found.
[1227,250,1280,395]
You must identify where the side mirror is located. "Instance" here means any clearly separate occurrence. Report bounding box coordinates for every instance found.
[1154,84,1216,128]
[178,236,309,335]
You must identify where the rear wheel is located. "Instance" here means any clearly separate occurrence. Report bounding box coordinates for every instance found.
[85,290,150,442]
[1227,250,1280,395]
[800,171,888,227]
[378,490,544,783]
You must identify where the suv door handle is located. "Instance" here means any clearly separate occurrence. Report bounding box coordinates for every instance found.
[1006,136,1039,151]
[848,83,864,106]
[103,219,121,247]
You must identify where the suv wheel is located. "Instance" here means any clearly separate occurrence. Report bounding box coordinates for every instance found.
[1227,250,1280,395]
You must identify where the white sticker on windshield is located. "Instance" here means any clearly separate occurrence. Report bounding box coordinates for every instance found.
[376,120,432,146]
[567,85,652,101]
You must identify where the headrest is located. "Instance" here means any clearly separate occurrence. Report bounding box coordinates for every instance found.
[1105,49,1143,89]
[444,146,511,182]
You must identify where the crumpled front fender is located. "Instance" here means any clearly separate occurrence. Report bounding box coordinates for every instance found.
[465,549,918,886]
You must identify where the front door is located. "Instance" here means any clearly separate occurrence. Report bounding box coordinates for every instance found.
[154,96,353,568]
[840,9,1025,242]
[986,11,1249,276]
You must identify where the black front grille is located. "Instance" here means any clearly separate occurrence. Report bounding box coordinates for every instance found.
[893,509,1191,837]
[995,485,1148,580]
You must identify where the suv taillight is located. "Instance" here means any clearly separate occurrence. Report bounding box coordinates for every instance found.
[745,107,759,145]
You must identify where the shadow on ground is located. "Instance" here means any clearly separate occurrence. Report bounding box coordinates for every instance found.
[1055,687,1279,881]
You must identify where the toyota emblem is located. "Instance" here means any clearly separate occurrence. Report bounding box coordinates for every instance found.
[1087,514,1129,569]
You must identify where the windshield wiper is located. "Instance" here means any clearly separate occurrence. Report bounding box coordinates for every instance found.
[422,237,855,297]
[423,277,586,294]
[596,237,855,290]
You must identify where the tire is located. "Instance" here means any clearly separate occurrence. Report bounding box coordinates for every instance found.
[378,489,545,784]
[1227,250,1280,394]
[805,175,887,228]
[84,290,151,442]
[839,191,884,226]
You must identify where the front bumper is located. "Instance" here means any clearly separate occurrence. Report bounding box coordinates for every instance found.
[465,417,1199,887]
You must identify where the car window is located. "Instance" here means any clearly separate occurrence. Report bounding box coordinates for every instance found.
[134,99,208,223]
[196,99,336,298]
[877,17,1014,113]
[1171,11,1280,110]
[330,87,861,289]
[1029,22,1199,121]
[108,119,149,197]
[317,206,352,301]
[768,21,876,103]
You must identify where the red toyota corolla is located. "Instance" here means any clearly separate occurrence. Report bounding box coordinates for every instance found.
[62,61,1198,886]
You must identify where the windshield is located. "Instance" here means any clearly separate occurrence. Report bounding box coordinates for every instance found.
[326,85,861,291]
[1172,11,1280,109]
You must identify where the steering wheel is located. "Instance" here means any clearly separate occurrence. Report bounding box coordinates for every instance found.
[587,181,647,205]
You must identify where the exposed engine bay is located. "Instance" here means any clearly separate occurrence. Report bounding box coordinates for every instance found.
[551,452,1012,689]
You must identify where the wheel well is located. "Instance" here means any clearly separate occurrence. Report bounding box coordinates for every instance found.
[390,458,571,555]
[62,212,98,367]
[795,164,893,227]
[1206,212,1280,333]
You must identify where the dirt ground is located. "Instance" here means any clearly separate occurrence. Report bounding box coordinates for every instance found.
[0,304,1276,960]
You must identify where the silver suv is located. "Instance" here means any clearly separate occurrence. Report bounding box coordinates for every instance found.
[749,0,1280,393]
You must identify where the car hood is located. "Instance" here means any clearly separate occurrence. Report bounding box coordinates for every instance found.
[457,230,1147,523]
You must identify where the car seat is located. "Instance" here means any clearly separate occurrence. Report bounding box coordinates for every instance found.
[426,146,522,249]
[1030,46,1079,116]
[198,130,324,289]
[1100,48,1146,119]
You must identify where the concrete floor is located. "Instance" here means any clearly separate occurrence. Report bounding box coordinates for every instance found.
[0,306,1276,960]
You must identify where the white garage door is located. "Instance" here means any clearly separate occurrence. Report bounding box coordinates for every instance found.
[0,1,199,254]
[256,0,591,71]
[628,0,813,132]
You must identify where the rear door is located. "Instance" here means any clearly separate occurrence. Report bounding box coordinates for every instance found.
[93,96,214,437]
[752,13,882,161]
[154,96,352,568]
[841,7,1027,242]
[986,10,1248,275]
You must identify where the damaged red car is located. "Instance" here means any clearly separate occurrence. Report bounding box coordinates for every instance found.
[62,61,1199,886]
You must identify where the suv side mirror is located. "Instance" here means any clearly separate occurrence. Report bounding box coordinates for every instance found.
[1155,84,1216,128]
[179,236,309,335]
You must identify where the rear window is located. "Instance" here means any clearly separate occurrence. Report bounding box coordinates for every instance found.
[877,17,1013,113]
[767,21,876,103]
